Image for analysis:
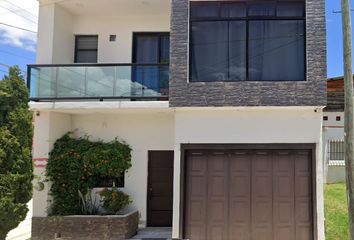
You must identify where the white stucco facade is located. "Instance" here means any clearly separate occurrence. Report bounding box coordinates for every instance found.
[31,105,325,239]
[322,111,344,141]
[32,107,175,224]
[31,1,326,239]
[36,1,170,64]
[322,111,345,183]
[172,107,325,239]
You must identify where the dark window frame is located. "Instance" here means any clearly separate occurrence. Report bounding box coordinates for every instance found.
[93,173,125,188]
[74,35,99,63]
[131,32,171,96]
[132,32,170,64]
[189,1,306,82]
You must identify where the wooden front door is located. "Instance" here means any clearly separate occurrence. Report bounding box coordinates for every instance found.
[147,151,174,226]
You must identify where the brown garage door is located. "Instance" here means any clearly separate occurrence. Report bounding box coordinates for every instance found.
[184,149,313,240]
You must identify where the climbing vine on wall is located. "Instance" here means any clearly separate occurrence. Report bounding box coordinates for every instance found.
[46,133,132,216]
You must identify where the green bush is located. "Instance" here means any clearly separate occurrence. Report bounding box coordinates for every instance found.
[0,67,33,239]
[99,188,131,214]
[46,133,132,216]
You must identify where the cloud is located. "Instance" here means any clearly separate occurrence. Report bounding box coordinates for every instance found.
[0,0,38,52]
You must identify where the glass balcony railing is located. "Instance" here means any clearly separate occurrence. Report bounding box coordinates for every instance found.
[27,63,169,101]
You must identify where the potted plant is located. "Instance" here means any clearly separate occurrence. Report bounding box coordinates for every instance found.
[99,187,132,214]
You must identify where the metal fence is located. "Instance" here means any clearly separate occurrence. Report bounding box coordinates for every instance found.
[328,139,345,166]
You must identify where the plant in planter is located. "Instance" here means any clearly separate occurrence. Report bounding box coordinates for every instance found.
[78,189,99,215]
[99,188,131,215]
[46,133,132,216]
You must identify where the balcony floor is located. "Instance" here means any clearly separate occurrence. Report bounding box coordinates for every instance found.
[29,101,170,113]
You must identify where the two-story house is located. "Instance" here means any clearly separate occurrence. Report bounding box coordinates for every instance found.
[30,0,327,239]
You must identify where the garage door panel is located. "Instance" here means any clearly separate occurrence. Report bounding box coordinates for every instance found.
[190,153,207,172]
[209,200,227,221]
[187,226,205,240]
[253,201,272,223]
[230,201,250,222]
[253,176,272,197]
[210,176,227,196]
[253,152,272,173]
[190,176,205,197]
[184,149,313,240]
[185,152,208,240]
[252,152,272,237]
[274,226,294,240]
[231,176,250,198]
[207,153,228,239]
[230,153,251,199]
[229,153,251,240]
[296,200,313,223]
[296,176,311,197]
[209,153,228,171]
[295,153,312,176]
[208,226,227,240]
[229,224,250,240]
[252,226,273,240]
[277,176,292,197]
[189,200,205,222]
[294,152,313,240]
[296,225,313,240]
[275,202,294,223]
[273,152,295,240]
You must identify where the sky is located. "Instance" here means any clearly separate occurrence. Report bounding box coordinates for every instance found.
[0,0,352,79]
[0,0,38,78]
[326,0,354,78]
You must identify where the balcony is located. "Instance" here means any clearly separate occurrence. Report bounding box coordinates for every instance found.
[27,64,169,101]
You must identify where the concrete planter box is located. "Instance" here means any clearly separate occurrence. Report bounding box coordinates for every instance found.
[32,211,139,240]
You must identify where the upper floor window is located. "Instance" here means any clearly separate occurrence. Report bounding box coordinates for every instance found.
[190,1,305,82]
[75,35,98,63]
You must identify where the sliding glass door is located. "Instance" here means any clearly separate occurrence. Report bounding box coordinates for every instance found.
[132,33,170,97]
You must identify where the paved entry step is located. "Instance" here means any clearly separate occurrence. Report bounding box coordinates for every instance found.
[129,227,172,240]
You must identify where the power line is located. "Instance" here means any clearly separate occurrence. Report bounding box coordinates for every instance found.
[0,3,38,17]
[0,62,11,68]
[0,49,35,61]
[0,5,37,24]
[0,68,9,75]
[0,22,37,33]
[0,63,27,74]
[333,9,354,13]
[3,0,38,19]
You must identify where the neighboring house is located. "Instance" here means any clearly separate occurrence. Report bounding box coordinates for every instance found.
[30,1,326,240]
[323,77,347,183]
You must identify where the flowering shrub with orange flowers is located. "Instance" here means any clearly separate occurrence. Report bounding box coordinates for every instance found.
[46,133,132,216]
[99,188,131,214]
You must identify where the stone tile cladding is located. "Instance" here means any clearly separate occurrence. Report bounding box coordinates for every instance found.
[31,211,138,240]
[169,0,327,107]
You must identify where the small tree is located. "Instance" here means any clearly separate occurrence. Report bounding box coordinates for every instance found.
[0,66,33,239]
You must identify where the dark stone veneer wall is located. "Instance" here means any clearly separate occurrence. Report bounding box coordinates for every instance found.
[31,211,139,240]
[169,0,327,107]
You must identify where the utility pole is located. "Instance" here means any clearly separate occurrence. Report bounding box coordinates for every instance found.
[342,0,354,239]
